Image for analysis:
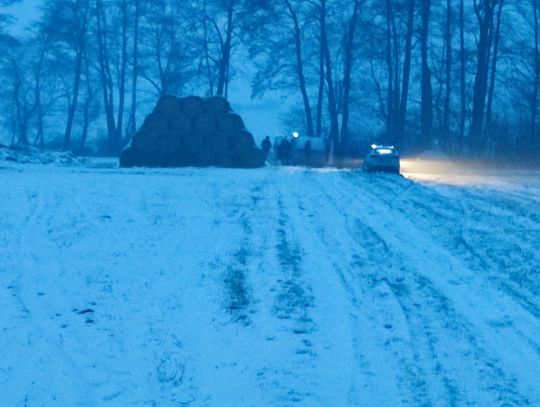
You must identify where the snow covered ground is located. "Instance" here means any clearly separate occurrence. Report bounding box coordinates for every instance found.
[0,161,539,406]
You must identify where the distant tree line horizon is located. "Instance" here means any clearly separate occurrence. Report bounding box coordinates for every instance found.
[0,0,539,162]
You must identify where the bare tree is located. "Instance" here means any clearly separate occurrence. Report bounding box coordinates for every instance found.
[340,0,363,152]
[284,0,315,137]
[442,0,453,147]
[485,0,504,133]
[470,0,499,149]
[420,0,433,149]
[126,0,141,139]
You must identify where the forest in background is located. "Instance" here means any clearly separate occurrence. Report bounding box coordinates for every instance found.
[0,0,539,162]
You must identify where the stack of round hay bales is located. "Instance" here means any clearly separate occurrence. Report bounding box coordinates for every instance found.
[120,95,265,168]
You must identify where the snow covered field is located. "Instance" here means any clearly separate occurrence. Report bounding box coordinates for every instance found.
[1,161,539,406]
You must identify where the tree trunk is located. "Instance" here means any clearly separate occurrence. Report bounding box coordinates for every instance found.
[340,0,361,152]
[202,0,215,95]
[320,0,339,151]
[96,0,119,154]
[34,48,46,150]
[80,97,90,152]
[385,0,396,136]
[217,1,234,97]
[18,117,29,146]
[63,47,84,151]
[470,0,497,151]
[397,0,415,146]
[13,72,27,145]
[13,68,31,146]
[126,0,140,139]
[485,0,503,133]
[36,92,44,150]
[420,0,433,150]
[459,0,466,149]
[80,49,92,152]
[63,3,88,151]
[316,24,325,137]
[116,0,128,147]
[284,0,314,137]
[442,0,453,148]
[391,5,400,123]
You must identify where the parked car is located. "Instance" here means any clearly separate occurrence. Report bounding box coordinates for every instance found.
[363,145,400,173]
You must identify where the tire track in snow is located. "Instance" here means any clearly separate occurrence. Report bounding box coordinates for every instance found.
[301,172,464,406]
[273,192,315,332]
[364,172,540,267]
[293,173,429,406]
[272,169,374,405]
[268,184,319,405]
[2,179,98,405]
[301,171,531,405]
[220,185,259,325]
[208,170,274,325]
[5,188,41,318]
[230,171,313,406]
[348,172,540,331]
[185,169,319,405]
[336,171,539,405]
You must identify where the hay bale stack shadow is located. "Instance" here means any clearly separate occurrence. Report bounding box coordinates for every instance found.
[120,95,265,169]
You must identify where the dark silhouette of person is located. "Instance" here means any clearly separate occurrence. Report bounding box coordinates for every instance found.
[261,136,272,158]
[278,138,291,165]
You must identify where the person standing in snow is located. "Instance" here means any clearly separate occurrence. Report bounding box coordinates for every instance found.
[278,137,291,165]
[261,136,272,160]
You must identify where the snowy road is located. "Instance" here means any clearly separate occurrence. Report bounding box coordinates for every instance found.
[0,163,539,406]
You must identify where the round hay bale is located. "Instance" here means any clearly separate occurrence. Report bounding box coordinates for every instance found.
[203,131,228,153]
[132,130,158,152]
[183,132,204,156]
[233,148,266,168]
[167,142,193,167]
[170,112,192,134]
[182,96,205,117]
[214,152,234,168]
[237,130,255,151]
[217,112,245,135]
[227,130,255,152]
[141,112,169,134]
[161,131,183,154]
[204,96,231,114]
[160,135,187,167]
[123,145,159,167]
[168,129,190,145]
[196,150,217,167]
[120,147,142,167]
[193,112,217,136]
[141,148,163,167]
[153,95,181,116]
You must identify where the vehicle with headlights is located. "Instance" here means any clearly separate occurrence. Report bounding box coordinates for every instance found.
[290,136,328,167]
[363,145,400,173]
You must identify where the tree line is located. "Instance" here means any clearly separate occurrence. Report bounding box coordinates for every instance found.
[0,0,539,161]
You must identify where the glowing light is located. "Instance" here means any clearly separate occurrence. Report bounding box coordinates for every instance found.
[376,148,394,155]
[293,132,300,138]
[371,144,378,149]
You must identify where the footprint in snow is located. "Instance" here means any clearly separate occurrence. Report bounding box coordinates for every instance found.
[157,354,186,386]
